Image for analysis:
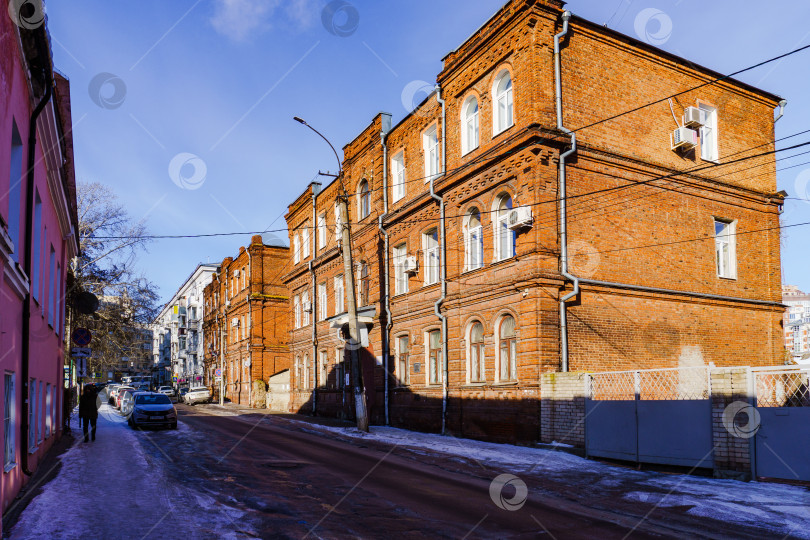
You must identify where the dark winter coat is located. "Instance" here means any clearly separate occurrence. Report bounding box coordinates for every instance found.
[78,390,99,420]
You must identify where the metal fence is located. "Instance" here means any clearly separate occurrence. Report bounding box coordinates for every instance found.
[588,366,710,401]
[753,367,810,408]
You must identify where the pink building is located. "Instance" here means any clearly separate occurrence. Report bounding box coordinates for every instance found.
[0,12,79,516]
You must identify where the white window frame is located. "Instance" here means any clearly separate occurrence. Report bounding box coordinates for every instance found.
[302,227,310,259]
[467,321,485,384]
[37,380,43,443]
[303,354,310,390]
[294,295,301,329]
[464,208,484,272]
[493,69,514,135]
[302,291,310,326]
[318,282,328,321]
[423,229,439,286]
[426,329,443,386]
[28,378,37,452]
[461,96,479,155]
[317,213,326,249]
[396,334,410,386]
[334,275,345,314]
[496,315,518,382]
[334,203,343,238]
[714,218,737,279]
[699,104,719,162]
[392,152,405,202]
[393,244,408,295]
[423,125,440,182]
[4,373,16,470]
[47,247,55,328]
[293,233,300,264]
[494,194,515,262]
[319,350,328,388]
[32,191,42,303]
[358,180,371,220]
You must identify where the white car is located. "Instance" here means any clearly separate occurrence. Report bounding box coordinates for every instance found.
[183,387,211,406]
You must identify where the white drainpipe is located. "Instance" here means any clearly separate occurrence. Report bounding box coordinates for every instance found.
[378,113,392,425]
[555,10,578,373]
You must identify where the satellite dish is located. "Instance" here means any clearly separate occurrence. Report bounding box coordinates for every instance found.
[76,291,99,314]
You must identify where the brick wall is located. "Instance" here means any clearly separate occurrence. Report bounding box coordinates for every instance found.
[540,372,586,446]
[710,367,752,479]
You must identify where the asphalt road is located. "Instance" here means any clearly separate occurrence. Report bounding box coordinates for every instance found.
[160,405,679,539]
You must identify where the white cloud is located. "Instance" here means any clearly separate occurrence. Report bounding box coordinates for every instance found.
[210,0,319,41]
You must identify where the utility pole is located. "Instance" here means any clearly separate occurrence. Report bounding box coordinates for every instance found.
[337,195,369,432]
[219,322,225,406]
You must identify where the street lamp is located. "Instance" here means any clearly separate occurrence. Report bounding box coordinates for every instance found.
[293,117,369,432]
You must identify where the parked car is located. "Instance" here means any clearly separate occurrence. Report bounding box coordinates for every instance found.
[120,390,141,416]
[158,386,176,399]
[183,386,211,406]
[135,383,151,393]
[115,386,136,409]
[128,392,178,430]
[177,387,189,401]
[106,384,120,402]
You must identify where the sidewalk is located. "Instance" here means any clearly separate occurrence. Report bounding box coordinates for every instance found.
[7,404,255,539]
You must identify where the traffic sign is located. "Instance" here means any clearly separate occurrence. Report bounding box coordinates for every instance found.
[172,376,178,382]
[215,368,222,378]
[71,347,91,357]
[72,328,92,347]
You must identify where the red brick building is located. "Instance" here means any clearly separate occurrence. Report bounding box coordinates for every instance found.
[283,0,785,442]
[203,235,289,406]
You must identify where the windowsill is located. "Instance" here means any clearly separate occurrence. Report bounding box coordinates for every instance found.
[393,384,411,389]
[492,123,515,140]
[425,383,442,388]
[462,382,487,388]
[28,447,37,455]
[461,264,485,276]
[492,380,518,387]
[461,146,479,157]
[490,255,517,267]
[717,275,738,281]
[4,462,16,473]
[701,157,720,164]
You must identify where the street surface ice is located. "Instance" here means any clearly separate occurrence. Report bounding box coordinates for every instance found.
[283,419,810,539]
[9,404,256,540]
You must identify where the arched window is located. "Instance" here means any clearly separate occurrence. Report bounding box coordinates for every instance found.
[462,96,479,154]
[469,322,485,382]
[464,208,483,271]
[493,70,514,135]
[494,194,515,261]
[358,179,370,219]
[498,315,517,381]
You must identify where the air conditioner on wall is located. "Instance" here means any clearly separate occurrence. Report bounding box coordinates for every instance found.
[403,256,418,274]
[302,301,312,313]
[234,269,240,277]
[682,106,707,128]
[231,317,240,327]
[671,126,698,150]
[507,206,533,230]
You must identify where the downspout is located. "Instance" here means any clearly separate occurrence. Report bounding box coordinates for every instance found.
[774,99,787,123]
[555,10,577,373]
[246,247,252,407]
[21,46,53,477]
[310,182,320,415]
[378,113,392,425]
[431,86,449,435]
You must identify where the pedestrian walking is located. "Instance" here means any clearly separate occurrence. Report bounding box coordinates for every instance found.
[78,384,99,442]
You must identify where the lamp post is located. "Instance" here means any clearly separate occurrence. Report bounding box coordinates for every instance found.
[293,117,369,432]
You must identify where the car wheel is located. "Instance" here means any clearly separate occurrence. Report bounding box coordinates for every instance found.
[171,422,178,430]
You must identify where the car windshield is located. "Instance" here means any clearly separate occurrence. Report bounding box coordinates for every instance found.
[135,394,171,405]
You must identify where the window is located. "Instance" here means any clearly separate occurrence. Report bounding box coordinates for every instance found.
[358,180,371,219]
[32,192,42,302]
[428,330,442,385]
[469,322,485,382]
[302,291,310,326]
[7,122,23,262]
[241,315,246,339]
[318,282,327,321]
[423,125,440,181]
[699,104,718,162]
[334,275,345,314]
[462,96,479,154]
[465,208,483,271]
[392,152,405,202]
[357,262,369,307]
[37,380,43,443]
[493,70,514,134]
[303,354,310,390]
[302,227,310,259]
[317,213,326,249]
[29,379,37,451]
[396,335,410,385]
[498,316,517,381]
[56,262,62,336]
[294,295,301,329]
[423,229,439,285]
[4,373,15,469]
[293,233,300,264]
[393,244,408,295]
[714,219,737,279]
[47,246,55,327]
[334,203,343,238]
[494,194,515,261]
[335,348,345,389]
[319,351,328,388]
[294,356,301,389]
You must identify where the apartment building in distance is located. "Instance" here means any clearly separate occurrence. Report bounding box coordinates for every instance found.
[153,264,219,387]
[783,284,810,362]
[0,13,80,516]
[283,0,785,443]
[203,235,289,406]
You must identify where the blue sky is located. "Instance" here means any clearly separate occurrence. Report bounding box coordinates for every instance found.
[45,0,810,302]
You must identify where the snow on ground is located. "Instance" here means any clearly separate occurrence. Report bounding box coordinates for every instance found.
[285,420,810,539]
[9,403,256,540]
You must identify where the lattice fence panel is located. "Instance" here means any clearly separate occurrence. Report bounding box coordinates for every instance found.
[756,371,810,408]
[639,368,709,400]
[589,371,635,401]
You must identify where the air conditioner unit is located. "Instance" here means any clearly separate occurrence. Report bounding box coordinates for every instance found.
[233,269,240,277]
[507,206,533,230]
[231,317,240,327]
[682,106,707,128]
[671,126,698,150]
[302,301,312,313]
[225,299,230,307]
[403,256,418,274]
